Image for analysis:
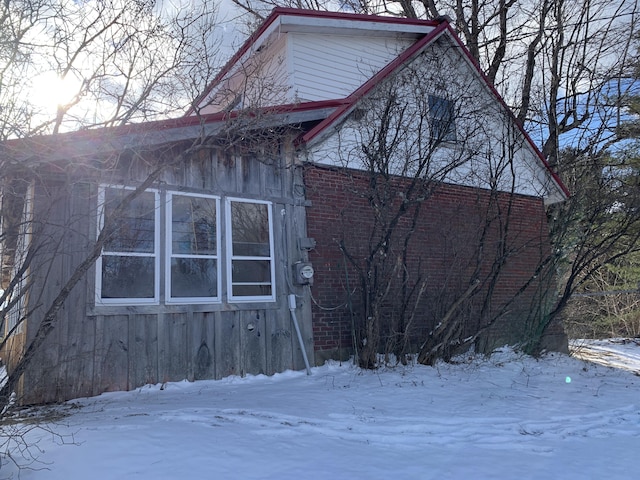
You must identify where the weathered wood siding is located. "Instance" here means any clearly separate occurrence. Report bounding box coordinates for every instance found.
[16,140,314,404]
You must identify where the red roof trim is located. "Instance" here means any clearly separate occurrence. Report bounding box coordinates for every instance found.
[266,7,438,26]
[299,21,449,146]
[185,7,439,116]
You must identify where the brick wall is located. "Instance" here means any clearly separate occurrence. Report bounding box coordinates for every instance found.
[303,163,564,362]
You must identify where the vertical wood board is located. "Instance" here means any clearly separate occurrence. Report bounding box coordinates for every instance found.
[189,311,217,381]
[93,314,130,394]
[239,309,267,376]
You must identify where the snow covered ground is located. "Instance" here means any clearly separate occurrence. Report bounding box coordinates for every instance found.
[1,340,639,479]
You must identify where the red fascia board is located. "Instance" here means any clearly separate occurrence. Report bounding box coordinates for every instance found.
[2,99,346,154]
[266,7,439,26]
[186,7,439,116]
[299,21,449,146]
[443,24,570,199]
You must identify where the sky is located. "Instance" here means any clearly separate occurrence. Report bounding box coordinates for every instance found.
[0,338,638,479]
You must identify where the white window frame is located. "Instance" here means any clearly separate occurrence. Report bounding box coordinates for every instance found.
[225,197,276,303]
[165,191,221,304]
[95,185,160,306]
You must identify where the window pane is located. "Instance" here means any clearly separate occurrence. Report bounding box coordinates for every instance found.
[428,95,456,142]
[172,196,217,255]
[231,202,270,256]
[103,188,156,253]
[232,260,272,283]
[232,284,272,297]
[170,258,217,298]
[101,255,155,299]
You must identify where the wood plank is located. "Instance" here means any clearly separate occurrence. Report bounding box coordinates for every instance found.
[190,311,216,381]
[239,309,267,376]
[60,183,95,400]
[25,183,67,403]
[128,313,158,387]
[291,195,316,370]
[215,311,240,378]
[158,312,189,383]
[215,151,238,192]
[238,156,263,195]
[294,294,315,371]
[93,314,129,395]
[266,307,294,374]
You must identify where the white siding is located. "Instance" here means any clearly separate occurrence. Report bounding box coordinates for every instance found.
[305,39,564,203]
[290,33,413,102]
[198,30,416,113]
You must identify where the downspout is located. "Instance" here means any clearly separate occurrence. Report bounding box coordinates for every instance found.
[288,293,311,375]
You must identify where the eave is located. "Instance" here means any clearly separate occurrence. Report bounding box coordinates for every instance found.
[1,100,344,165]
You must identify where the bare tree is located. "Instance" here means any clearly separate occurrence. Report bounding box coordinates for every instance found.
[0,0,222,139]
[237,0,640,344]
[303,40,559,367]
[0,0,229,470]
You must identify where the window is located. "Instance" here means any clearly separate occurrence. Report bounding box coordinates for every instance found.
[166,193,220,304]
[96,186,275,306]
[429,95,456,142]
[227,198,275,302]
[96,186,160,304]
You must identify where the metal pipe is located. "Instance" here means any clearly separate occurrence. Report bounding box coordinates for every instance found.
[288,294,311,375]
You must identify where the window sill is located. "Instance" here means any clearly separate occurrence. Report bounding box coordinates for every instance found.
[88,300,280,317]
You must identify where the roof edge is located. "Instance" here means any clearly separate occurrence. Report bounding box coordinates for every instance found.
[1,100,346,162]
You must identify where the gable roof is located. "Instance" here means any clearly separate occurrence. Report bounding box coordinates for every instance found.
[186,7,439,116]
[292,14,570,201]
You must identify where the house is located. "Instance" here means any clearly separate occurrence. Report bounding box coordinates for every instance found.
[0,8,568,404]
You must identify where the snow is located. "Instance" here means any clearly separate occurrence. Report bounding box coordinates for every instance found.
[570,338,640,375]
[1,340,639,479]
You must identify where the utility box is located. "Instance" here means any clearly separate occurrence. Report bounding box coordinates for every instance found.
[293,262,315,285]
